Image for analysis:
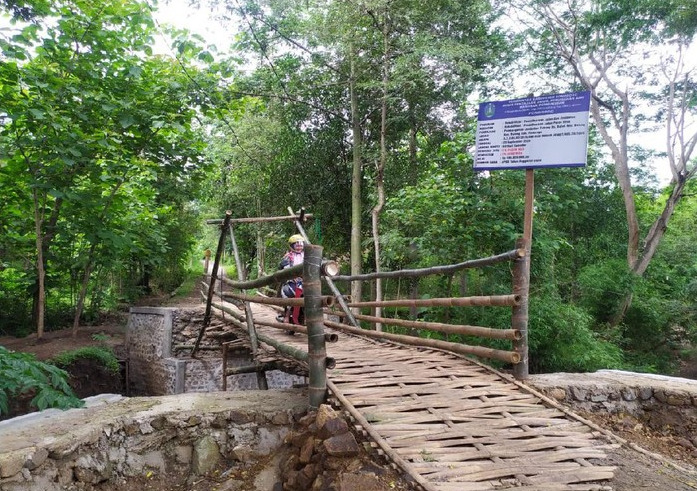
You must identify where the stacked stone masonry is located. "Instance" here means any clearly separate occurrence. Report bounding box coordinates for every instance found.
[126,307,305,396]
[0,391,308,490]
[528,370,697,436]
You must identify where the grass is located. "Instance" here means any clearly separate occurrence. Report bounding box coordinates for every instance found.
[51,346,120,374]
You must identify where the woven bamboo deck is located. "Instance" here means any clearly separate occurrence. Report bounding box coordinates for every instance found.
[229,304,618,490]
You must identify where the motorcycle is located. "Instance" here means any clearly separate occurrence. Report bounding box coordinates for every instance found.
[277,279,304,334]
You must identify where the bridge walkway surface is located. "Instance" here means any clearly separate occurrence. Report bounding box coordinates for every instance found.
[244,303,618,491]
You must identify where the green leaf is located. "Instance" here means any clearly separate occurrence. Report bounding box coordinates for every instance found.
[119,114,136,128]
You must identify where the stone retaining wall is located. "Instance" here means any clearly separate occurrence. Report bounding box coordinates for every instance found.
[0,391,308,490]
[528,370,697,434]
[126,307,305,396]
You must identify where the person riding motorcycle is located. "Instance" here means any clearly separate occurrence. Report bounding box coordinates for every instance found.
[277,234,304,326]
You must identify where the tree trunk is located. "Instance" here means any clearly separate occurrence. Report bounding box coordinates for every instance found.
[32,189,46,340]
[540,5,697,327]
[73,243,97,336]
[350,47,363,311]
[371,12,390,332]
[31,196,63,332]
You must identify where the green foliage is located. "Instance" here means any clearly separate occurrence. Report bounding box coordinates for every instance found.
[0,0,218,334]
[527,295,624,373]
[0,346,83,416]
[576,260,634,323]
[51,346,120,375]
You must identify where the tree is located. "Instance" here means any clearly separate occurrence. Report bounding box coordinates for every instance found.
[0,0,212,336]
[216,0,501,307]
[517,0,697,323]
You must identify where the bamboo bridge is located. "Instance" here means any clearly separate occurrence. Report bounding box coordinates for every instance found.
[228,302,617,491]
[192,209,619,490]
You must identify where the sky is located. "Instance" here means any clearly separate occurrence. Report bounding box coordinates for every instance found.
[152,0,234,53]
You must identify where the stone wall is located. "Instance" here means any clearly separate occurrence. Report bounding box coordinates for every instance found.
[126,307,305,396]
[126,307,176,396]
[0,391,308,490]
[528,370,697,435]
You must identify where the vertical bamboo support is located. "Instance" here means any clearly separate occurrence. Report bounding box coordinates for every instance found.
[193,211,231,356]
[304,243,327,408]
[222,342,228,391]
[512,169,534,379]
[229,225,268,390]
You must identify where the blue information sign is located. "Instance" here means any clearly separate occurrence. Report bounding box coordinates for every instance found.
[474,91,591,170]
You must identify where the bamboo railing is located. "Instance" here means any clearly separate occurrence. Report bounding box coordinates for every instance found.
[200,206,531,404]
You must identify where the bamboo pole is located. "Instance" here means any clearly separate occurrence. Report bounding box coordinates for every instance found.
[225,363,276,376]
[324,319,520,364]
[513,236,531,380]
[206,213,313,224]
[287,206,360,328]
[209,300,336,368]
[222,342,228,390]
[327,310,521,341]
[203,291,337,342]
[254,318,339,343]
[305,244,327,409]
[332,248,524,282]
[222,291,335,308]
[326,380,438,491]
[229,224,268,390]
[346,294,520,309]
[173,345,223,351]
[221,263,303,289]
[193,211,231,357]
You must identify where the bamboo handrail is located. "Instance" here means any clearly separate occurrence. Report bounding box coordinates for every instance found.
[331,248,524,282]
[254,318,339,343]
[324,319,521,364]
[346,294,520,309]
[223,291,335,308]
[326,310,521,341]
[219,260,338,290]
[209,300,336,369]
[221,263,303,289]
[202,290,337,342]
[206,213,313,224]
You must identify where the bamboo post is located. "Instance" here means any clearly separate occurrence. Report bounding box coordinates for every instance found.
[287,206,359,328]
[513,168,534,379]
[222,342,228,391]
[331,248,524,282]
[193,211,231,357]
[304,243,327,409]
[229,224,267,390]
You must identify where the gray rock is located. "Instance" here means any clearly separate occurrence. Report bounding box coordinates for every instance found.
[192,436,221,475]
